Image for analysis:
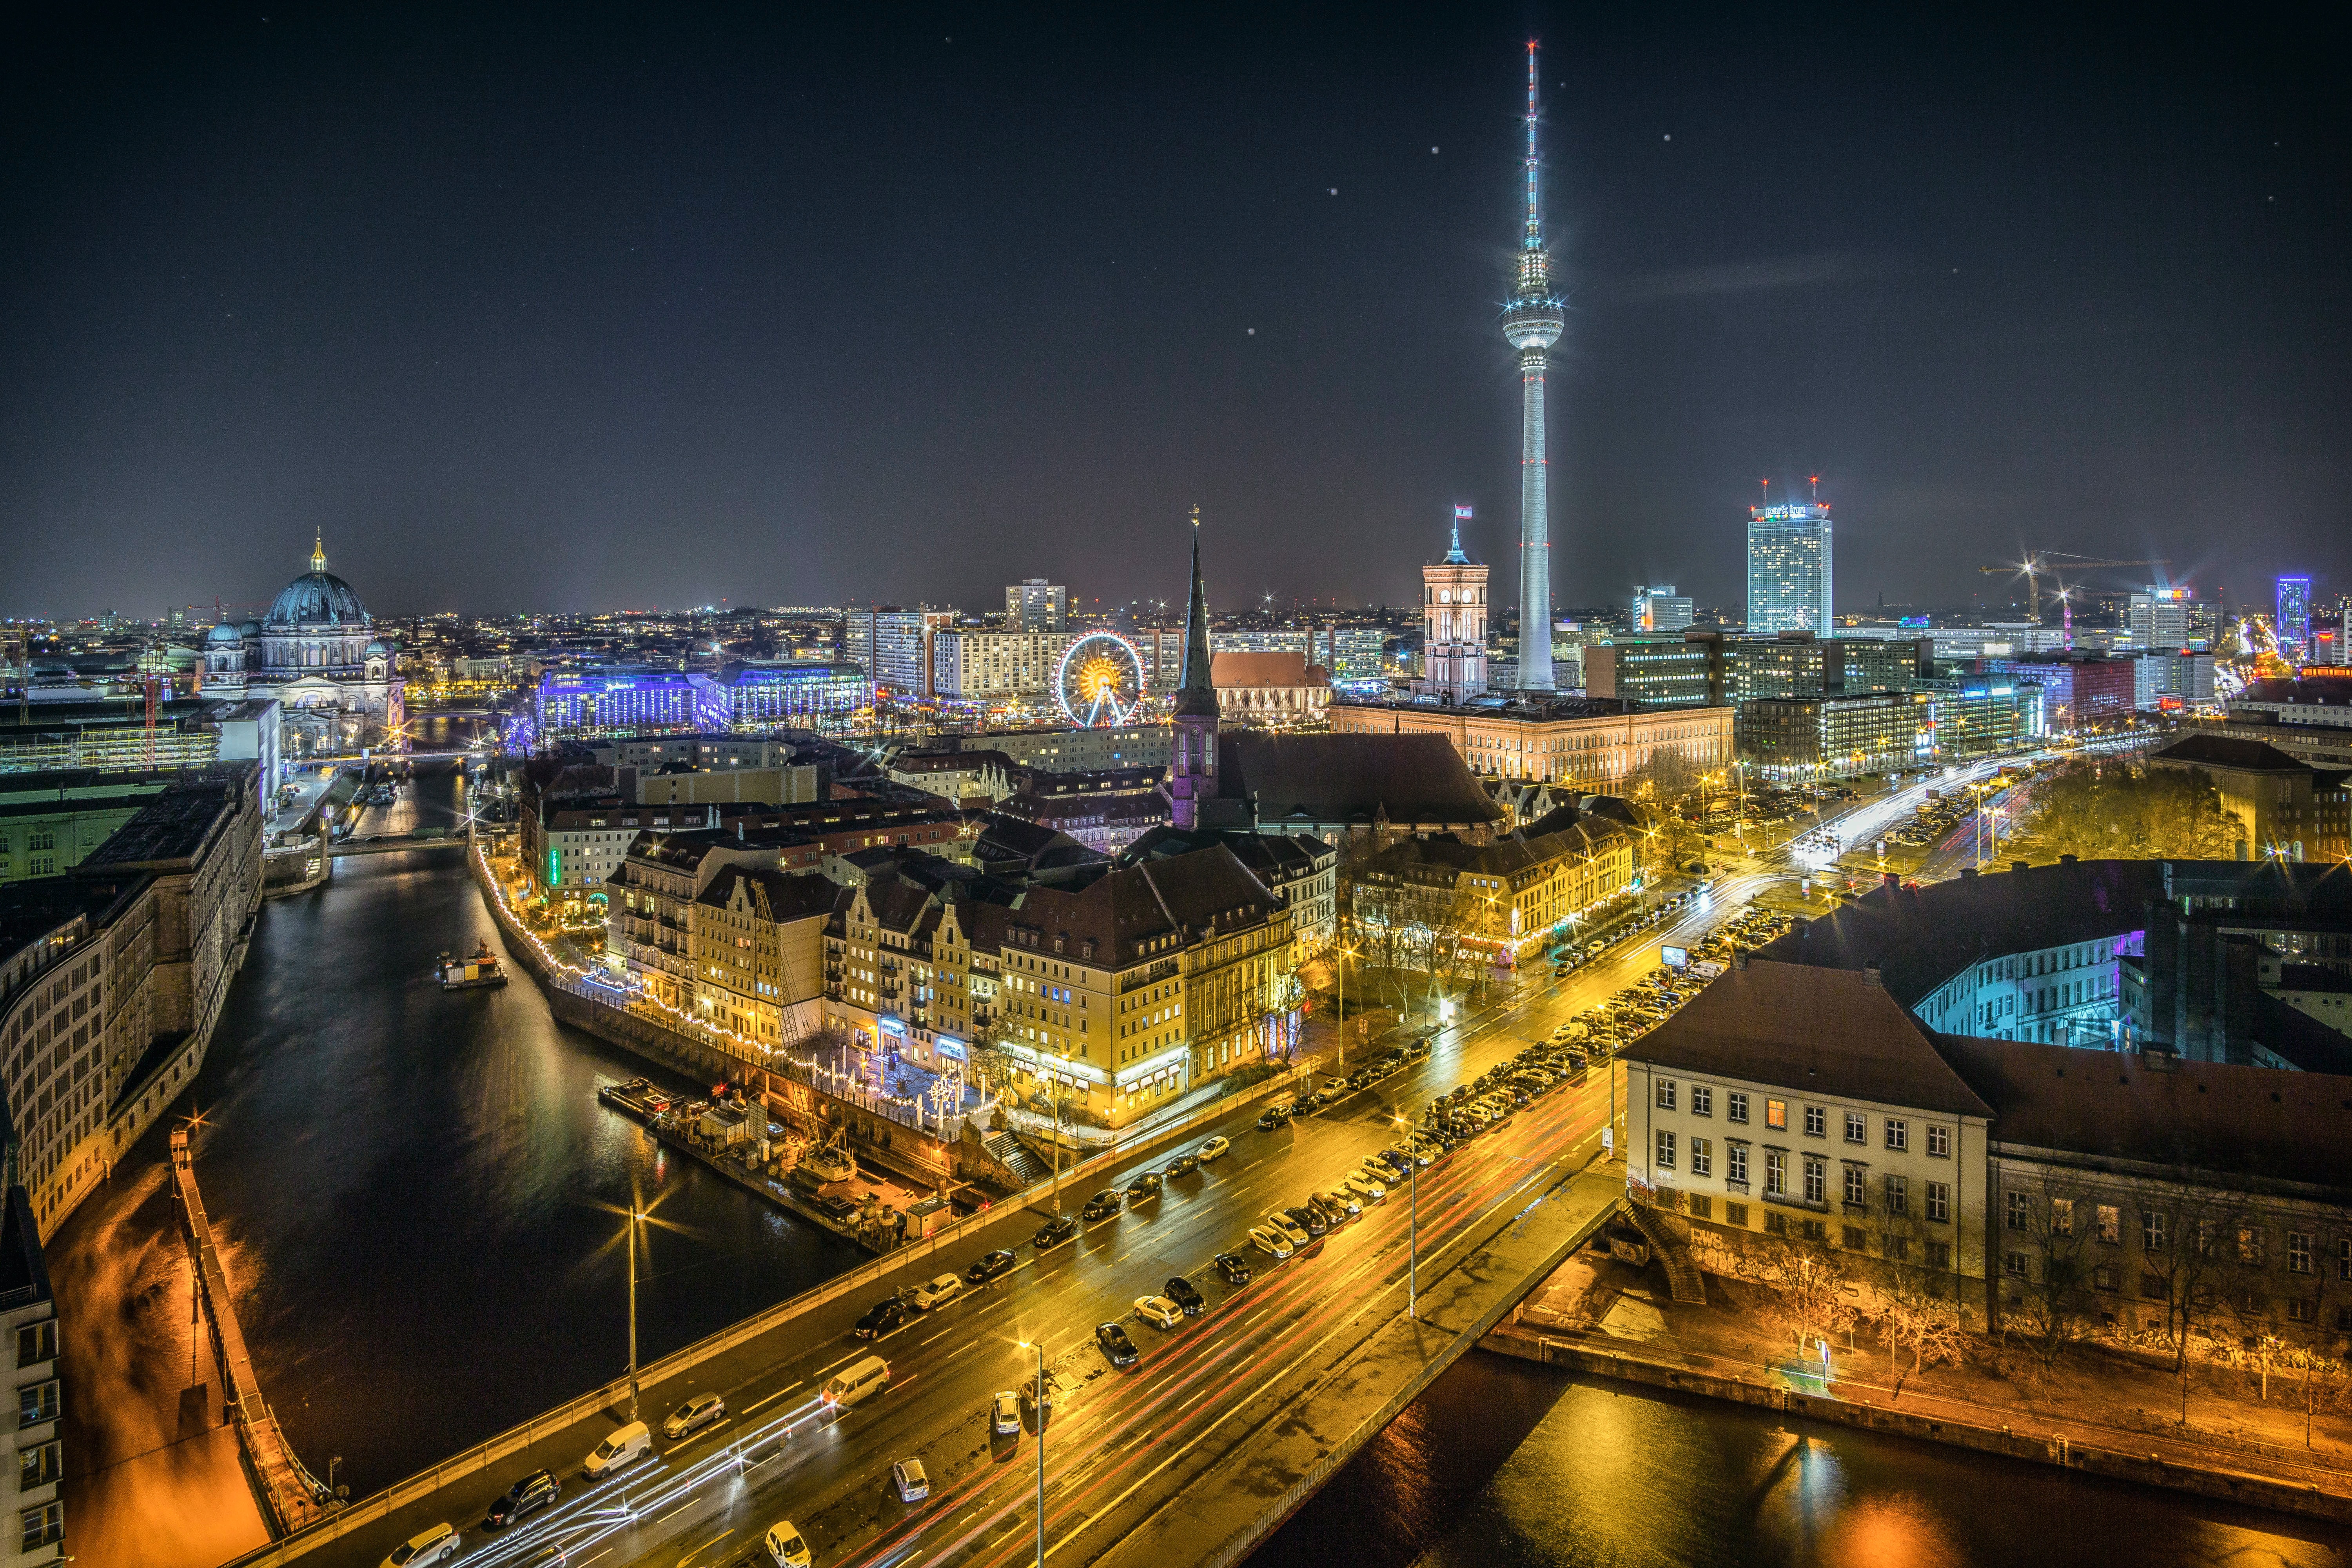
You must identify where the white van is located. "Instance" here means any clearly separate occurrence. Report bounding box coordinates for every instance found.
[583,1419,652,1478]
[821,1356,890,1409]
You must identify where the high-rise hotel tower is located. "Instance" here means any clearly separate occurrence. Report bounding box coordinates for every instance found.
[1747,502,1834,637]
[1501,43,1565,691]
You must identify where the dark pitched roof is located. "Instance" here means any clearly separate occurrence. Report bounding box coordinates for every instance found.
[695,864,839,923]
[1760,859,2170,1006]
[1622,959,1995,1119]
[2149,733,2316,774]
[1934,1034,2352,1194]
[1010,842,1277,968]
[1214,732,1503,828]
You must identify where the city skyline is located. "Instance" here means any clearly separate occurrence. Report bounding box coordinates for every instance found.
[4,8,2347,620]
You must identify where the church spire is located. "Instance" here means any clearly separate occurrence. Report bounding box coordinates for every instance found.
[1173,507,1218,720]
[310,533,327,574]
[1167,508,1224,831]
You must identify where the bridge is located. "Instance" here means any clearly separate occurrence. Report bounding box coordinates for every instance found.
[326,829,470,858]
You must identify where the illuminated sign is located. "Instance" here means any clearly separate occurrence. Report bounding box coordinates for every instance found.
[935,1037,967,1062]
[1661,944,1688,969]
[878,1015,906,1035]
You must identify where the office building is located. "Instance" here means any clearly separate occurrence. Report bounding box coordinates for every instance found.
[2229,673,2352,730]
[1918,676,2045,759]
[927,629,1078,702]
[1004,580,1068,633]
[843,607,953,695]
[1737,691,1926,780]
[2278,576,2313,663]
[1632,585,1693,635]
[1583,630,1930,711]
[533,664,868,739]
[2131,651,2218,713]
[1416,508,1488,704]
[1746,503,1834,637]
[2127,587,2194,653]
[1975,652,2138,733]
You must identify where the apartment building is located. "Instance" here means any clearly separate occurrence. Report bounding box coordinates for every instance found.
[687,865,836,1050]
[1349,809,1633,957]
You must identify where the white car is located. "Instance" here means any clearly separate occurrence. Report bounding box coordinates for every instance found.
[909,1274,964,1310]
[1134,1295,1185,1330]
[1249,1224,1294,1260]
[892,1457,930,1501]
[1345,1173,1386,1203]
[1321,1189,1362,1218]
[1198,1135,1231,1161]
[1265,1211,1310,1247]
[991,1390,1022,1435]
[381,1524,460,1568]
[766,1522,812,1568]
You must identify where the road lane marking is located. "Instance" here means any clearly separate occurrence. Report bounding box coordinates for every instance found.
[744,1379,802,1414]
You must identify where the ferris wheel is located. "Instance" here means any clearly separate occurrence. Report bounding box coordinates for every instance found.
[1055,633,1147,728]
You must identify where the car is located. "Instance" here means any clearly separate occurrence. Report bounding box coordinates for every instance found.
[1125,1171,1164,1201]
[1265,1210,1310,1246]
[1164,1276,1206,1314]
[1345,1173,1386,1202]
[909,1273,964,1310]
[1256,1107,1290,1131]
[1284,1203,1328,1238]
[1249,1225,1294,1260]
[1215,1250,1254,1284]
[1310,1191,1356,1224]
[1081,1189,1123,1221]
[1020,1369,1060,1425]
[1164,1152,1200,1177]
[485,1468,559,1528]
[766,1522,813,1568]
[965,1248,1018,1284]
[381,1523,460,1568]
[1096,1321,1141,1367]
[1033,1213,1080,1250]
[1134,1294,1185,1329]
[660,1392,726,1440]
[853,1297,906,1339]
[992,1389,1023,1435]
[1198,1135,1231,1161]
[893,1457,930,1501]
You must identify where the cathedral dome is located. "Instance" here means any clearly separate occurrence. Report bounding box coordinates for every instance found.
[206,622,245,645]
[264,536,370,628]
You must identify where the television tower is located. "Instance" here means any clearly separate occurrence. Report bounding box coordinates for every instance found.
[1502,42,1564,692]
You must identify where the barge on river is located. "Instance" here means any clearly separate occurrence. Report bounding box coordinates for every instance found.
[437,942,507,990]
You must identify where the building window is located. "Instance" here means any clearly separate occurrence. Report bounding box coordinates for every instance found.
[20,1503,62,1553]
[1764,1149,1786,1198]
[1927,1123,1951,1159]
[17,1380,58,1429]
[1804,1105,1826,1138]
[1691,1085,1712,1117]
[2288,1231,2315,1275]
[2005,1250,2028,1279]
[1689,1194,1712,1220]
[2051,1197,2074,1236]
[2006,1191,2028,1231]
[2096,1205,2120,1245]
[2239,1227,2265,1267]
[1926,1180,1950,1223]
[16,1440,58,1491]
[2145,1210,2169,1253]
[1844,1111,1866,1144]
[1804,1155,1827,1205]
[1690,1138,1712,1177]
[1884,1119,1908,1152]
[1765,1098,1786,1130]
[1842,1225,1869,1251]
[1655,1130,1676,1169]
[1885,1174,1909,1216]
[1727,1201,1749,1228]
[15,1322,54,1368]
[1727,1143,1748,1185]
[1843,1164,1867,1206]
[1656,1078,1677,1110]
[2093,1265,2118,1293]
[1728,1093,1749,1124]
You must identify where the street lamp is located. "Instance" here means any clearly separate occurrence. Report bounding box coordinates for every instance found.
[1392,1113,1419,1319]
[625,1197,644,1420]
[1015,1339,1047,1568]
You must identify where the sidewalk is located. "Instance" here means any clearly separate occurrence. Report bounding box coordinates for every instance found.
[1501,1249,2352,1505]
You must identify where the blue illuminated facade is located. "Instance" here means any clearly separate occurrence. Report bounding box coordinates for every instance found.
[534,661,870,739]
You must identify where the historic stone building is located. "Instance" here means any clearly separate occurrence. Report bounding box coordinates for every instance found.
[203,537,405,758]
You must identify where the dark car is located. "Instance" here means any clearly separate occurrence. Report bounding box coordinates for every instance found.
[1095,1321,1140,1368]
[1284,1204,1329,1239]
[1081,1189,1123,1221]
[1309,1192,1354,1226]
[1163,1152,1200,1178]
[486,1468,560,1528]
[853,1298,906,1340]
[965,1248,1017,1285]
[1215,1251,1253,1285]
[1124,1171,1164,1202]
[1256,1106,1290,1131]
[1164,1276,1206,1315]
[1034,1212,1082,1250]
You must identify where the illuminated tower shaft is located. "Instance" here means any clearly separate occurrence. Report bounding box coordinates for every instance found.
[1502,42,1565,692]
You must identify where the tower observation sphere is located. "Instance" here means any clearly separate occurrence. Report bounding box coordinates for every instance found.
[1504,42,1564,692]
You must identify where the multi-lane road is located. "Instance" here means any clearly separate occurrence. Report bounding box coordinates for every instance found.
[297,878,1771,1568]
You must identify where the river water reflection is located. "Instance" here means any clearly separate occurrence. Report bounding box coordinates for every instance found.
[1251,1351,2346,1568]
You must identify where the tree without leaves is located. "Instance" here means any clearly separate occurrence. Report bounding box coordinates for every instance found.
[2024,759,2239,861]
[1873,1214,1971,1401]
[1999,1169,2100,1364]
[1741,1235,1858,1359]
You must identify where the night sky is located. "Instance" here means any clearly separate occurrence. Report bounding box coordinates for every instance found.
[5,5,2348,622]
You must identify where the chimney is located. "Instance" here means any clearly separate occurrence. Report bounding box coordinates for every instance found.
[2059,853,2078,866]
[1881,870,1899,890]
[1960,866,1978,878]
[2012,860,2029,874]
[1733,950,1749,971]
[1862,963,1883,988]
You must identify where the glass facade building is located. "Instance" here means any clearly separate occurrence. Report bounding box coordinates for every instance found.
[1746,503,1834,637]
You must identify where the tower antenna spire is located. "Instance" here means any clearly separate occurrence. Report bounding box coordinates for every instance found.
[1523,41,1543,249]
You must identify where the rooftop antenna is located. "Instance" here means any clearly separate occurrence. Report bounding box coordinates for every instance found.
[1809,474,1820,505]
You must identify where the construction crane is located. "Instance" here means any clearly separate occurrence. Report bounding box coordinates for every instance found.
[1979,552,2173,626]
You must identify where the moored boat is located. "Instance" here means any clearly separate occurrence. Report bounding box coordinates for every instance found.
[438,941,508,990]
